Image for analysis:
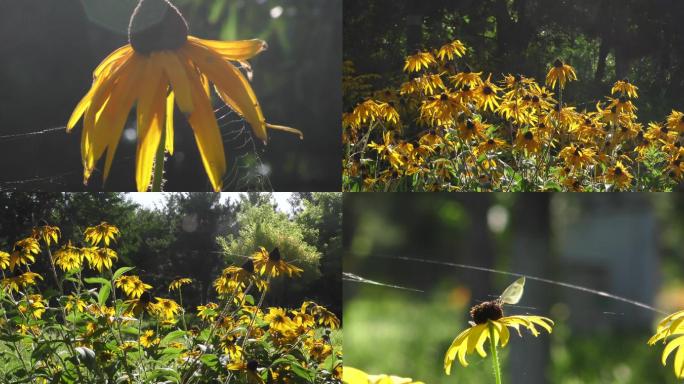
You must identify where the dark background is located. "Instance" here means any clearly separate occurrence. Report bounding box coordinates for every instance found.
[0,0,341,192]
[343,0,684,122]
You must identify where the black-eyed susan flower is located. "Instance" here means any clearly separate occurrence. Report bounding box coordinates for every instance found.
[168,277,192,292]
[444,278,553,376]
[31,225,61,247]
[514,129,542,155]
[403,51,436,73]
[140,330,160,348]
[611,79,638,99]
[436,40,466,62]
[666,110,684,133]
[10,238,40,270]
[149,297,181,321]
[264,307,295,333]
[604,161,633,190]
[83,247,118,272]
[115,275,152,299]
[476,74,502,112]
[545,59,577,89]
[0,251,9,270]
[84,222,120,246]
[227,359,265,384]
[67,0,301,192]
[559,144,596,169]
[53,242,84,272]
[648,310,684,378]
[252,247,303,278]
[449,65,482,89]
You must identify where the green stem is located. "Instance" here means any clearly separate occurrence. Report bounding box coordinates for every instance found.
[488,322,502,384]
[151,133,166,192]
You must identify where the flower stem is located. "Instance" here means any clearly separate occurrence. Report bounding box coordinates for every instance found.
[488,322,503,384]
[151,133,166,192]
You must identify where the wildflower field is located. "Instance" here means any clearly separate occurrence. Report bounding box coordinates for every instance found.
[343,41,684,192]
[0,193,342,383]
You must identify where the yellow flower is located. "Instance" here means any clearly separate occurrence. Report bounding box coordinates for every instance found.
[252,247,303,278]
[666,110,684,133]
[264,307,295,333]
[84,222,120,246]
[31,225,61,247]
[604,161,633,190]
[115,275,152,299]
[67,0,301,192]
[475,74,501,112]
[649,310,684,378]
[558,144,596,168]
[17,271,43,288]
[0,251,9,270]
[139,330,160,348]
[168,277,192,291]
[10,238,40,270]
[436,40,466,62]
[65,294,87,313]
[149,297,181,320]
[444,300,553,374]
[450,66,482,89]
[19,294,46,319]
[403,51,436,73]
[196,302,219,321]
[227,359,264,384]
[53,242,84,272]
[611,79,638,98]
[84,247,118,272]
[514,129,542,155]
[545,59,577,89]
[343,367,425,384]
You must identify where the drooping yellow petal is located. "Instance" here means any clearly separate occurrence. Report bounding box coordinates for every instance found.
[68,88,94,132]
[135,54,166,192]
[93,45,133,78]
[87,54,146,183]
[189,36,267,61]
[182,56,226,192]
[182,41,267,141]
[165,91,175,155]
[158,51,194,115]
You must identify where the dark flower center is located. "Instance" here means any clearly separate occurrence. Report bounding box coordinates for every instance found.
[440,93,449,101]
[487,139,495,145]
[466,120,475,130]
[522,95,531,102]
[524,131,534,140]
[553,59,563,68]
[483,86,493,95]
[614,166,623,176]
[268,248,281,262]
[247,360,259,372]
[619,96,628,104]
[129,0,189,54]
[462,65,472,74]
[532,95,540,103]
[661,126,669,134]
[470,301,504,325]
[241,259,255,273]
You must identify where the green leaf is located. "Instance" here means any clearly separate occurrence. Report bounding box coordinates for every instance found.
[112,266,135,281]
[159,330,187,347]
[83,277,110,286]
[98,282,111,306]
[200,353,219,369]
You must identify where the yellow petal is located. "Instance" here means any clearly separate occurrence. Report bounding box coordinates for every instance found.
[182,57,226,192]
[182,41,267,141]
[663,335,684,366]
[135,54,166,192]
[165,91,175,155]
[93,45,133,78]
[68,88,94,132]
[158,51,194,115]
[189,36,267,61]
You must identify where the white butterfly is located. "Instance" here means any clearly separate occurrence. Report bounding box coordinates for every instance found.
[498,276,525,305]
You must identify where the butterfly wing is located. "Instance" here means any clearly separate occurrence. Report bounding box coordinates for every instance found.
[499,277,525,305]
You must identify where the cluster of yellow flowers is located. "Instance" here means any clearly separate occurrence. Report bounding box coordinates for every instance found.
[0,223,341,383]
[343,39,684,191]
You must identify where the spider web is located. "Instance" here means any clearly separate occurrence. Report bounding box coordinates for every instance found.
[0,104,273,192]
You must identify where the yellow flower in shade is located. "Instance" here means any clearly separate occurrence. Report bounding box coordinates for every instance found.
[450,66,482,89]
[196,302,219,321]
[10,238,40,270]
[227,359,265,384]
[343,367,425,384]
[53,242,84,272]
[67,0,301,192]
[84,222,120,246]
[84,247,118,272]
[514,129,542,155]
[558,144,596,169]
[475,74,501,112]
[31,225,61,247]
[19,294,46,319]
[264,307,295,333]
[604,161,633,190]
[436,40,466,62]
[65,294,87,313]
[611,79,638,99]
[149,297,181,320]
[305,338,332,362]
[115,275,152,299]
[648,310,684,378]
[545,58,577,89]
[252,247,303,278]
[0,251,9,270]
[139,330,160,348]
[666,110,684,133]
[444,300,553,374]
[168,277,192,291]
[17,271,43,288]
[404,51,436,73]
[314,306,341,330]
